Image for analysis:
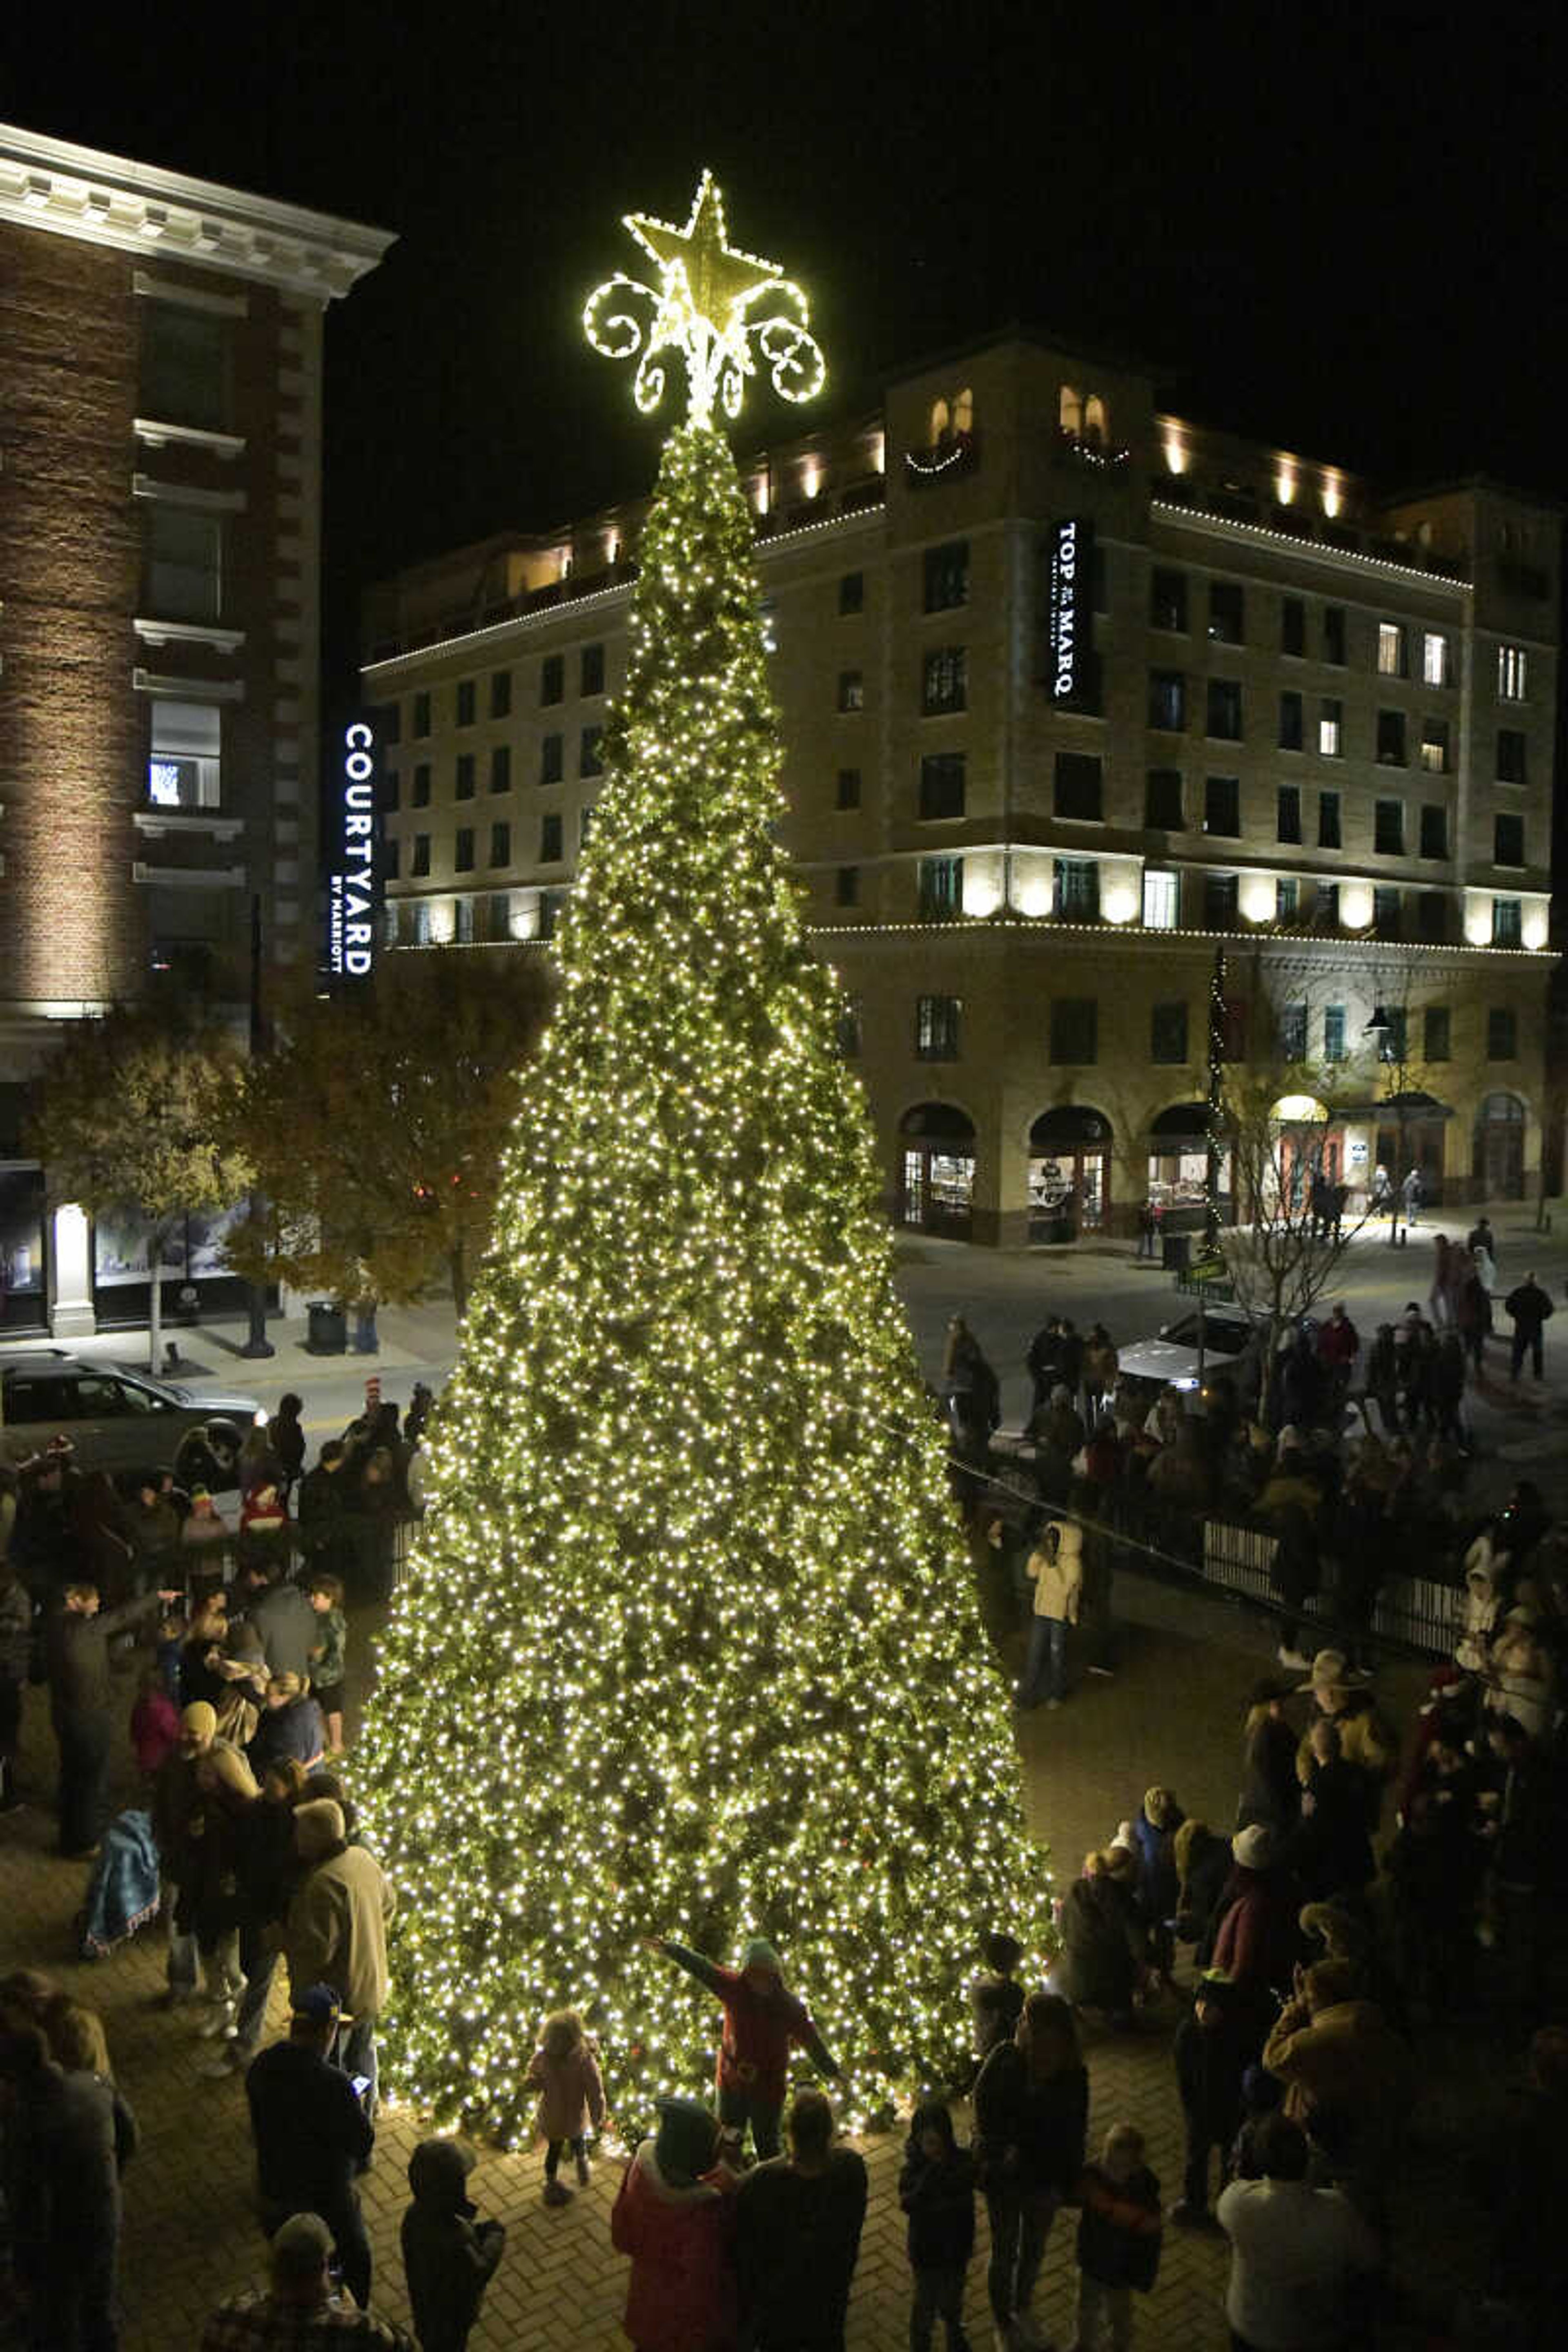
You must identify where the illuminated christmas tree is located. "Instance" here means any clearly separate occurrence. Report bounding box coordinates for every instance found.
[357,174,1052,2143]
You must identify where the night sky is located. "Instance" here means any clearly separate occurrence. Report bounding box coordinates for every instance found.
[7,0,1567,714]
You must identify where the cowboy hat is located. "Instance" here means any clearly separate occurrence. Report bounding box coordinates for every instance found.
[1296,1647,1372,1694]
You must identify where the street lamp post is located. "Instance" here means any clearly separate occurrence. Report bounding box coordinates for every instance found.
[1363,1003,1410,1247]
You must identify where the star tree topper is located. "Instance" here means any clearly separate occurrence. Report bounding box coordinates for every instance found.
[584,168,826,428]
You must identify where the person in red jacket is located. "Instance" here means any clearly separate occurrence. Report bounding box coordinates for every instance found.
[1315,1304,1360,1409]
[610,2096,738,2352]
[650,1936,838,2160]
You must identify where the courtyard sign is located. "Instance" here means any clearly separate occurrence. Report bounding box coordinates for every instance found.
[327,718,380,980]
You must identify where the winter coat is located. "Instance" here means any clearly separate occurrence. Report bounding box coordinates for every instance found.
[970,1971,1025,2060]
[1240,1713,1302,1833]
[45,1590,163,1729]
[1457,1541,1505,1673]
[1174,2007,1249,2143]
[1486,1622,1557,1742]
[611,2142,737,2352]
[1074,2160,1162,2293]
[1131,1807,1184,1924]
[401,2140,506,2352]
[1211,1865,1301,1999]
[1056,1873,1145,2013]
[526,2038,606,2143]
[1,2060,136,2289]
[1025,1522,1083,1623]
[283,1838,395,2017]
[972,2042,1089,2196]
[1174,1828,1234,1960]
[1296,1694,1397,1823]
[1294,1757,1377,1900]
[659,1944,834,2110]
[1506,1281,1554,1336]
[733,2150,868,2348]
[131,1685,182,1777]
[0,1573,32,1684]
[899,2139,976,2271]
[247,1582,318,1682]
[1261,1996,1416,2162]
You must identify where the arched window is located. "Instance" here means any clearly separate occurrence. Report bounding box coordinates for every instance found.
[952,386,974,435]
[1083,393,1108,447]
[929,395,951,443]
[1059,384,1083,437]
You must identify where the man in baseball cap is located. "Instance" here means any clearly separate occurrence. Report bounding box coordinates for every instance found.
[244,1986,374,2309]
[198,2210,412,2347]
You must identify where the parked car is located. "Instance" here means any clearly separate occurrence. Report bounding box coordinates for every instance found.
[0,1351,265,1484]
[1115,1305,1269,1399]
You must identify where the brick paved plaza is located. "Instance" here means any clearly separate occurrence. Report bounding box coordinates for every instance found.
[0,1564,1512,2349]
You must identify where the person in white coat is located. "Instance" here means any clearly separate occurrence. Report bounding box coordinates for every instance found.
[1015,1520,1083,1712]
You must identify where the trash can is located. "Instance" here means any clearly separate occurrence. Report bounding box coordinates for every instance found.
[306,1299,348,1355]
[1162,1230,1192,1273]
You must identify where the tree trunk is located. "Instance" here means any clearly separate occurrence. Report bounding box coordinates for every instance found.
[148,1232,167,1375]
[450,1236,468,1323]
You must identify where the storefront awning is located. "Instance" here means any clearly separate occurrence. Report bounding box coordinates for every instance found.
[1331,1089,1455,1122]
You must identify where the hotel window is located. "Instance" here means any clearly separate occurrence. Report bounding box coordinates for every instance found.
[1279,1002,1308,1060]
[541,653,564,706]
[1377,1007,1408,1062]
[1206,679,1243,740]
[380,703,402,746]
[1373,885,1401,937]
[1423,631,1450,686]
[1145,769,1184,830]
[1219,993,1249,1059]
[1278,690,1303,751]
[1149,568,1187,632]
[539,812,564,862]
[923,647,968,713]
[1497,728,1527,784]
[1418,891,1447,941]
[924,540,969,612]
[1277,784,1302,844]
[1150,1000,1188,1062]
[457,895,476,941]
[146,698,220,811]
[384,837,400,881]
[1143,869,1179,929]
[410,900,431,945]
[1208,581,1244,644]
[837,669,865,713]
[1376,708,1407,766]
[410,834,430,877]
[1322,606,1346,665]
[381,771,400,813]
[580,807,594,847]
[837,1002,862,1059]
[1497,645,1528,701]
[1492,899,1523,948]
[835,766,862,811]
[1323,1004,1346,1062]
[1204,871,1239,929]
[1319,882,1340,926]
[1280,596,1306,657]
[411,763,432,808]
[1050,997,1098,1065]
[838,571,864,616]
[1318,699,1343,756]
[1424,1007,1451,1062]
[1148,671,1186,731]
[580,724,604,777]
[454,827,475,873]
[916,995,962,1060]
[1053,859,1100,920]
[487,892,513,943]
[1494,813,1525,867]
[1419,804,1449,860]
[456,679,477,726]
[835,865,860,908]
[490,745,512,794]
[140,300,227,431]
[412,691,432,738]
[538,889,565,940]
[1318,789,1341,849]
[1374,798,1405,855]
[1276,877,1299,921]
[489,821,511,867]
[1204,775,1241,836]
[581,643,606,697]
[1420,719,1450,774]
[1376,621,1406,677]
[918,855,964,920]
[145,505,222,623]
[920,752,967,820]
[1488,1006,1518,1056]
[455,753,476,801]
[540,733,563,785]
[490,669,512,719]
[1054,752,1103,822]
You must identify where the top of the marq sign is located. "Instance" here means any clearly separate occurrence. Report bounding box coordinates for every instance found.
[584,169,825,430]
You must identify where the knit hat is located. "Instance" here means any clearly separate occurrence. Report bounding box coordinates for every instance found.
[1232,1824,1274,1870]
[653,2096,718,2187]
[270,2212,333,2278]
[180,1701,217,1746]
[741,1938,782,1977]
[293,1798,345,1860]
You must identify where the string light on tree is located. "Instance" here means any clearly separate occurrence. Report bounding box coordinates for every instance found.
[357,175,1051,2148]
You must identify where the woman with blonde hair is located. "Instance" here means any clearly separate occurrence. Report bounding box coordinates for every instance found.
[43,1996,114,2080]
[246,1669,326,1777]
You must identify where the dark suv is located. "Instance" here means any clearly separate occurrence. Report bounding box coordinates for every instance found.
[0,1352,265,1484]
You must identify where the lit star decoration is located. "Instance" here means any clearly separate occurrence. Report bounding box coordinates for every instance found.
[583,168,825,426]
[354,187,1051,2151]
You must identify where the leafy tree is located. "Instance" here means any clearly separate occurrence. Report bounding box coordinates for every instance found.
[225,951,552,1321]
[355,419,1053,2146]
[26,1004,252,1373]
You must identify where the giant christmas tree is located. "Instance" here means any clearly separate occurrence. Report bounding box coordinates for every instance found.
[357,174,1052,2143]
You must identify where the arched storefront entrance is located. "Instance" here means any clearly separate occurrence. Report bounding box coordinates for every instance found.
[1028,1106,1111,1241]
[1271,1094,1340,1215]
[899,1103,976,1238]
[1147,1102,1232,1231]
[1474,1091,1526,1200]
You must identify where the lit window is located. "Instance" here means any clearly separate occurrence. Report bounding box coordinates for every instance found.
[1318,700,1342,756]
[1142,869,1178,929]
[1058,384,1082,436]
[1376,621,1405,677]
[837,670,864,713]
[1498,645,1528,700]
[1083,394,1107,446]
[1420,721,1450,774]
[147,699,220,810]
[922,648,967,714]
[1423,631,1449,686]
[916,994,962,1059]
[1323,1005,1346,1061]
[952,388,973,434]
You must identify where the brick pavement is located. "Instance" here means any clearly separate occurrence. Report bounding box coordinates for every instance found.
[0,1572,1503,2350]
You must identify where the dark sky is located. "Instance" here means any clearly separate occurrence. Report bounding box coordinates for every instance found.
[7,0,1568,703]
